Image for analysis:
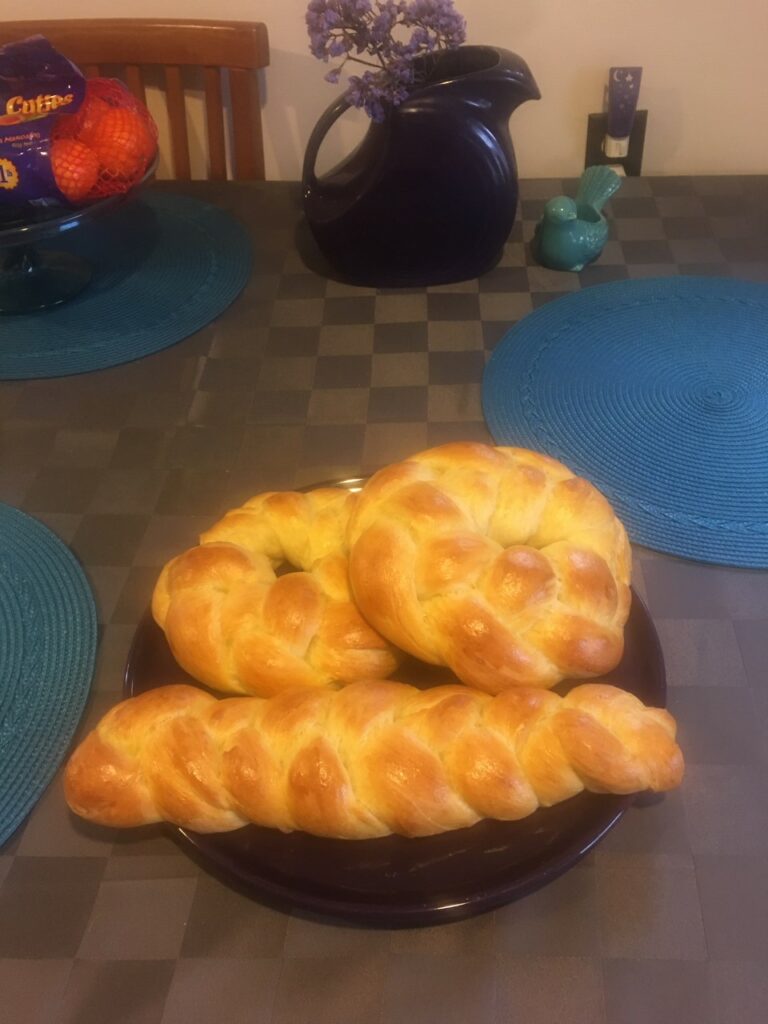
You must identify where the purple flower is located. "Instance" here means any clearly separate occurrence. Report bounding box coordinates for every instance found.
[306,0,466,120]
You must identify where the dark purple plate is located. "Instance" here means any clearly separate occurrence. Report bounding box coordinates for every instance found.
[124,478,666,927]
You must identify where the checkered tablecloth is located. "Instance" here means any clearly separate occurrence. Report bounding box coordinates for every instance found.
[1,175,767,1024]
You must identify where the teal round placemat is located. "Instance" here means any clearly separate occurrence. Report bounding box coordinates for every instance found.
[0,505,97,845]
[0,192,251,380]
[483,276,768,568]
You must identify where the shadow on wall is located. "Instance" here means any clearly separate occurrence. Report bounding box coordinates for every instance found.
[262,47,370,181]
[640,85,683,171]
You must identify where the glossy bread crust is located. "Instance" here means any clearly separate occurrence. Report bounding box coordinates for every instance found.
[152,489,399,697]
[64,680,683,839]
[348,443,632,692]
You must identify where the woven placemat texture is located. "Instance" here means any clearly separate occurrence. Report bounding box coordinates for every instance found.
[0,504,97,844]
[483,275,768,567]
[0,193,251,380]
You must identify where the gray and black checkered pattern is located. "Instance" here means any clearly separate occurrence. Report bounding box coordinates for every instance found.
[1,175,768,1023]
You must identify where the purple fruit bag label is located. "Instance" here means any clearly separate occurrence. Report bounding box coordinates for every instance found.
[0,35,86,206]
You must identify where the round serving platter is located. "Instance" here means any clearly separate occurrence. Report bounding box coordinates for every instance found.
[124,477,666,927]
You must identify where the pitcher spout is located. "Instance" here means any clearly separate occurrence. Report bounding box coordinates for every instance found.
[407,46,540,117]
[505,55,542,108]
[466,47,541,115]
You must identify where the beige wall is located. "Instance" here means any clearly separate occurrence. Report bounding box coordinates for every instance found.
[10,0,768,179]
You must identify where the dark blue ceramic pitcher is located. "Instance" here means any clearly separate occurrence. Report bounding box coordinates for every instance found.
[302,46,540,288]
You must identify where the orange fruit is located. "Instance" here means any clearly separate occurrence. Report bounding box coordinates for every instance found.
[79,106,156,178]
[50,138,101,203]
[56,94,112,141]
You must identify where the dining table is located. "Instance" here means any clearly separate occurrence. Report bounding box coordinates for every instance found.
[1,172,767,1024]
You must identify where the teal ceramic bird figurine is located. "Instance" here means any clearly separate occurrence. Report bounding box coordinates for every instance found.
[532,165,623,272]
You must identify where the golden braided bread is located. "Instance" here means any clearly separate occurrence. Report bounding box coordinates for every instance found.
[64,680,683,839]
[348,443,632,693]
[152,489,399,697]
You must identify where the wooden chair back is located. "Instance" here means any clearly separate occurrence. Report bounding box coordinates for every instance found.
[0,19,270,180]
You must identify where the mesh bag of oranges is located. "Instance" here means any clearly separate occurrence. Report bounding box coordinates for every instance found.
[52,78,158,201]
[0,35,157,208]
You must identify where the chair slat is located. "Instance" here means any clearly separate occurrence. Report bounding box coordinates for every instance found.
[124,64,147,105]
[83,64,101,78]
[229,67,264,181]
[203,67,227,181]
[163,65,191,180]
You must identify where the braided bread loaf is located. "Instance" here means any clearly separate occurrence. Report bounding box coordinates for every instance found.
[348,443,632,693]
[64,680,683,839]
[152,489,399,697]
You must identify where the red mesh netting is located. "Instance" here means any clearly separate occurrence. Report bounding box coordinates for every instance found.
[51,78,158,203]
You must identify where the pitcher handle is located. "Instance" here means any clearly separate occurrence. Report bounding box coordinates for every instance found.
[302,96,351,193]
